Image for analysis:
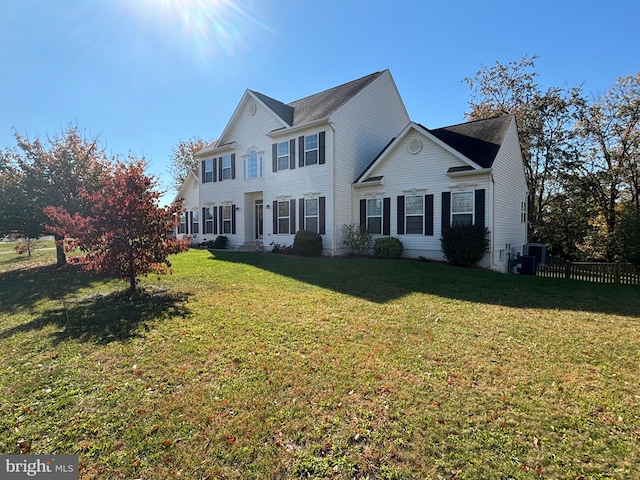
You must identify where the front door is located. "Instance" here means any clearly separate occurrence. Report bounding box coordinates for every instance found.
[255,200,263,239]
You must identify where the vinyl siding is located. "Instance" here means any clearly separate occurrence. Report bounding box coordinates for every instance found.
[490,118,528,271]
[354,129,490,261]
[330,70,410,253]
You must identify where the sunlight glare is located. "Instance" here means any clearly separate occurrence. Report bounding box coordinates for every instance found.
[123,0,271,63]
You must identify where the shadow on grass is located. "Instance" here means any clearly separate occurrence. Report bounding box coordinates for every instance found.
[211,251,640,318]
[0,287,192,344]
[0,263,192,344]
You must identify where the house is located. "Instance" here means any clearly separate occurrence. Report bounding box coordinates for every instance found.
[176,69,528,272]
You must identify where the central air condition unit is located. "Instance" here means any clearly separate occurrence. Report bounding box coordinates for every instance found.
[523,243,547,266]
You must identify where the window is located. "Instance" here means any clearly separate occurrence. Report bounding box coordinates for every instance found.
[202,159,214,183]
[222,205,232,234]
[278,201,290,234]
[405,195,424,234]
[245,150,262,179]
[451,191,474,226]
[277,142,289,171]
[367,198,383,234]
[178,213,187,234]
[521,200,527,223]
[203,207,214,234]
[305,198,319,233]
[304,134,318,165]
[221,155,232,180]
[191,210,199,234]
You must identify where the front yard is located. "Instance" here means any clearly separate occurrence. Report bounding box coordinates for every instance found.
[0,247,639,479]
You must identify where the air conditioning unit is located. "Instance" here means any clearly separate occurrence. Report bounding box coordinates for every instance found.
[523,243,547,266]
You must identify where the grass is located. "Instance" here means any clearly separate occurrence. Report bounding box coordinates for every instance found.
[1,246,639,479]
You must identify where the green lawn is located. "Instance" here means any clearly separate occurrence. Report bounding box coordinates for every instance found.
[1,247,639,479]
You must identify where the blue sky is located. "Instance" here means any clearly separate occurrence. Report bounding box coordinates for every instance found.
[1,0,638,203]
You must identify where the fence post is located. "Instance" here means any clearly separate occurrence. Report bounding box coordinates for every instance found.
[614,262,621,284]
[565,261,571,279]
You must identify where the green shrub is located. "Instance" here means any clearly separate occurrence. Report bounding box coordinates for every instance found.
[373,237,403,259]
[212,235,228,249]
[342,223,373,256]
[293,230,322,257]
[440,224,490,267]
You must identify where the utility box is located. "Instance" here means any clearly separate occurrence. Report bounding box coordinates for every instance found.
[523,243,547,266]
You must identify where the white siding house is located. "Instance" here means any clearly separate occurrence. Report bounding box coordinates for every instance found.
[176,70,528,272]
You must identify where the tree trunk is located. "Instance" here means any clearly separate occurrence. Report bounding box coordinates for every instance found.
[55,234,67,266]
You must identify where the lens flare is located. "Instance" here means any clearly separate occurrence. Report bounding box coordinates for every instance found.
[122,0,271,63]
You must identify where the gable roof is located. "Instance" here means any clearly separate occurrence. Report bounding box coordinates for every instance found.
[355,115,515,183]
[428,115,514,168]
[285,71,385,126]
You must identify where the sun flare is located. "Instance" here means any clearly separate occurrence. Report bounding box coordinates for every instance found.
[122,0,270,63]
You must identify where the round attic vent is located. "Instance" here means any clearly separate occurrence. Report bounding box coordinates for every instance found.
[408,138,422,154]
[247,103,257,116]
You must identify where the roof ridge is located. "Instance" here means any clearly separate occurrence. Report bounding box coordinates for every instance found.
[287,70,384,106]
[431,113,514,131]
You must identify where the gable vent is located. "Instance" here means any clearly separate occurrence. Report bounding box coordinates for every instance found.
[408,138,422,155]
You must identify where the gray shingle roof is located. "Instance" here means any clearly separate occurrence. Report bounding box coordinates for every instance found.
[429,114,513,168]
[252,71,385,128]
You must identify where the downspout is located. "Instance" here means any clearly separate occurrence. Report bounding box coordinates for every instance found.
[329,121,337,255]
[490,172,497,268]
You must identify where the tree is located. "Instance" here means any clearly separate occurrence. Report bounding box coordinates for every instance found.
[3,125,108,265]
[45,157,190,292]
[463,55,584,242]
[574,73,640,260]
[168,137,211,191]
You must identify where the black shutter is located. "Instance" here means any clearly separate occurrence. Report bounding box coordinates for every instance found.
[212,158,217,182]
[231,154,236,179]
[202,208,206,233]
[213,207,218,234]
[290,139,296,170]
[442,192,451,235]
[475,189,485,229]
[231,205,236,234]
[188,211,193,235]
[290,199,296,233]
[272,143,278,173]
[201,160,206,182]
[383,197,391,235]
[397,196,405,235]
[425,194,434,236]
[218,157,223,182]
[319,131,325,165]
[299,198,305,230]
[319,196,326,235]
[298,136,304,167]
[359,199,366,228]
[272,201,278,234]
[219,205,224,233]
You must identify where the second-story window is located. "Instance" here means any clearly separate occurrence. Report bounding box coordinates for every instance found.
[245,150,262,179]
[221,155,232,180]
[202,159,214,183]
[277,142,289,171]
[304,134,318,165]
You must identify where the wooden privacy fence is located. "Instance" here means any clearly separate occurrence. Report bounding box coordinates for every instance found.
[536,260,640,285]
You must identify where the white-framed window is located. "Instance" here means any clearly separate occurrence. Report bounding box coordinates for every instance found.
[304,134,318,166]
[221,155,232,180]
[203,159,214,183]
[178,212,187,234]
[204,207,214,234]
[245,150,262,179]
[191,210,200,234]
[452,191,474,226]
[367,198,383,235]
[405,195,424,234]
[278,201,290,234]
[222,205,232,234]
[521,200,527,223]
[305,198,319,233]
[277,142,289,171]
